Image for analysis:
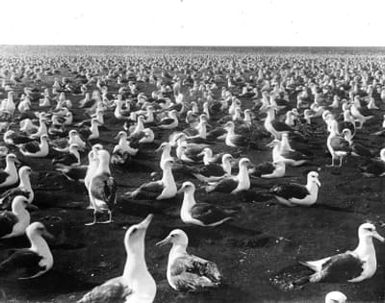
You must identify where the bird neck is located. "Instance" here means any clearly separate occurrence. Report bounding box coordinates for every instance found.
[222,160,232,175]
[96,158,111,175]
[19,173,32,189]
[237,164,250,189]
[169,243,187,262]
[5,159,16,175]
[354,236,375,259]
[306,181,319,194]
[123,246,149,282]
[198,124,207,138]
[182,189,196,211]
[119,137,129,148]
[29,234,51,257]
[13,204,29,220]
[90,122,99,136]
[162,167,175,187]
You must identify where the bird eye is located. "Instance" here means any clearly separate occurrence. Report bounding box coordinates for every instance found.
[132,228,137,234]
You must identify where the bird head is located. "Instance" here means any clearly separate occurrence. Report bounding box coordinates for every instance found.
[26,222,54,241]
[156,229,188,248]
[307,171,321,187]
[177,181,196,194]
[124,214,153,254]
[358,223,384,243]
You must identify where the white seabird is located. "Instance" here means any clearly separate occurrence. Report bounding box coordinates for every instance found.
[157,229,222,292]
[78,214,156,303]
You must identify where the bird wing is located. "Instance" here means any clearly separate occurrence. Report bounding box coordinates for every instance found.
[330,136,350,152]
[315,252,364,282]
[190,203,234,225]
[90,173,117,206]
[77,277,132,303]
[209,177,238,193]
[0,249,44,279]
[253,162,275,176]
[0,211,18,237]
[0,171,10,184]
[199,164,225,177]
[170,255,221,291]
[270,183,310,199]
[21,141,40,153]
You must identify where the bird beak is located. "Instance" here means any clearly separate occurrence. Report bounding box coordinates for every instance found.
[155,145,163,153]
[197,151,205,157]
[177,185,185,194]
[42,229,55,241]
[14,158,22,165]
[114,133,121,140]
[266,141,275,148]
[137,214,153,230]
[373,230,385,242]
[315,178,321,187]
[156,236,171,247]
[25,203,39,211]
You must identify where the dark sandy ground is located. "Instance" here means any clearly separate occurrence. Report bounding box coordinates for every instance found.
[0,66,385,303]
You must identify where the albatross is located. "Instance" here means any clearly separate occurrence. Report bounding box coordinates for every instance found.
[0,153,19,188]
[205,158,251,194]
[87,149,117,225]
[270,171,321,207]
[125,159,177,200]
[178,181,240,227]
[156,229,222,292]
[299,223,384,284]
[0,222,54,279]
[78,214,156,303]
[0,196,32,239]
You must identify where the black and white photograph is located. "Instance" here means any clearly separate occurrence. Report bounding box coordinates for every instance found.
[0,0,385,302]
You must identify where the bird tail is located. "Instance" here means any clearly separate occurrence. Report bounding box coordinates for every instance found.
[270,263,312,291]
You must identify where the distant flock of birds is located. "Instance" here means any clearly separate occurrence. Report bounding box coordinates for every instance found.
[0,53,384,302]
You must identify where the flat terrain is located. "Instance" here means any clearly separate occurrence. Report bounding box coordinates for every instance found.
[0,59,385,303]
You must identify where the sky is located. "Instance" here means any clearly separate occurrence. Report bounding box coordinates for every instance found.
[1,0,385,46]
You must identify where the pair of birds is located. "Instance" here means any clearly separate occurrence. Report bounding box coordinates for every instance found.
[77,215,222,303]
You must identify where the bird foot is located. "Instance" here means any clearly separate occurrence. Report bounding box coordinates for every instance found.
[84,221,97,226]
[99,219,113,224]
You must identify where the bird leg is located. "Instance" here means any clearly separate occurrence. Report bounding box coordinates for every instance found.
[99,210,113,224]
[338,157,344,167]
[85,210,97,226]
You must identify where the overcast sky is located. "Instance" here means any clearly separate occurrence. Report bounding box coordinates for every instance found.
[1,0,384,46]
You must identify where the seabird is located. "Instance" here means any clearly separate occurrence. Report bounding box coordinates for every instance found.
[178,181,240,227]
[205,158,251,194]
[0,196,32,239]
[0,222,54,279]
[0,153,19,188]
[298,223,384,284]
[0,166,34,209]
[77,214,156,303]
[270,140,309,167]
[157,229,222,292]
[3,130,34,146]
[191,153,233,182]
[326,121,351,167]
[359,148,385,177]
[18,134,49,158]
[125,159,177,200]
[52,144,81,167]
[157,110,179,129]
[270,171,321,207]
[250,160,286,178]
[87,149,117,225]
